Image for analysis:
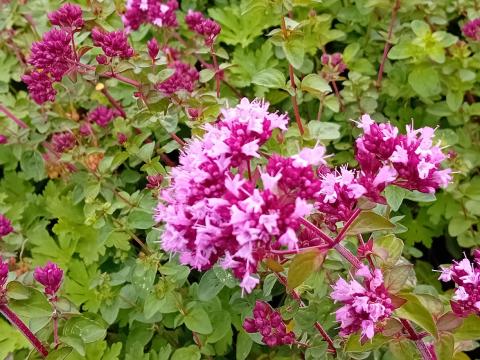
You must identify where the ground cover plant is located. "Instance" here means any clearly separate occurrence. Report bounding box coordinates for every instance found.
[1,0,480,359]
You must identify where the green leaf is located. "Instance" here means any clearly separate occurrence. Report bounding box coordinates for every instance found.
[347,211,395,235]
[63,316,107,343]
[454,315,480,340]
[385,185,406,212]
[374,234,404,267]
[435,333,454,360]
[408,67,440,98]
[308,121,341,140]
[171,345,201,360]
[199,69,215,83]
[8,287,52,318]
[283,39,305,69]
[345,333,389,352]
[287,250,324,290]
[324,94,339,112]
[137,142,155,163]
[395,293,438,337]
[6,281,31,300]
[301,74,331,97]
[59,336,85,356]
[252,69,286,88]
[20,151,45,181]
[128,209,154,229]
[236,330,253,360]
[384,264,414,293]
[446,90,463,111]
[198,269,224,301]
[411,20,430,37]
[184,306,213,334]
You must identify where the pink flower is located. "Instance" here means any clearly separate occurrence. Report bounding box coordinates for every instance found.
[147,38,159,60]
[146,174,163,189]
[0,260,8,288]
[463,18,480,41]
[34,262,64,297]
[51,132,76,153]
[438,254,480,317]
[185,10,221,46]
[243,301,295,347]
[28,29,74,81]
[48,3,84,31]
[155,61,199,95]
[0,135,7,144]
[122,0,178,32]
[321,52,347,73]
[331,266,394,341]
[91,28,134,59]
[88,106,117,127]
[79,122,93,137]
[0,215,13,238]
[22,71,57,105]
[117,133,128,145]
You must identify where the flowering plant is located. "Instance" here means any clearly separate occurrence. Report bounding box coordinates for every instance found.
[0,0,479,359]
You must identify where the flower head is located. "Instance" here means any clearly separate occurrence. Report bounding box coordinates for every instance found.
[122,0,178,32]
[0,135,8,144]
[51,132,76,153]
[321,52,347,73]
[48,3,84,31]
[155,61,199,95]
[147,38,159,60]
[88,106,117,127]
[331,266,394,341]
[34,262,63,297]
[0,215,13,238]
[22,71,57,105]
[0,260,8,288]
[146,174,163,189]
[185,10,221,46]
[463,18,480,41]
[439,254,480,317]
[91,28,134,59]
[243,301,295,347]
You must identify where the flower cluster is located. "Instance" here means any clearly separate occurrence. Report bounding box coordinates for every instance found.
[122,0,178,32]
[48,3,84,31]
[88,106,118,127]
[155,61,199,95]
[0,214,13,238]
[0,135,7,144]
[463,18,480,41]
[330,266,394,341]
[33,262,63,298]
[51,132,76,153]
[185,10,221,46]
[147,38,160,60]
[0,260,8,289]
[91,28,134,59]
[22,71,57,105]
[439,253,480,317]
[355,115,451,199]
[146,174,163,189]
[243,301,296,347]
[155,98,297,292]
[321,52,347,73]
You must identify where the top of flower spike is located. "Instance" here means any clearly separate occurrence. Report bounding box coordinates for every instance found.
[0,214,14,238]
[122,0,179,32]
[34,262,64,297]
[463,18,480,41]
[48,3,84,30]
[91,28,135,59]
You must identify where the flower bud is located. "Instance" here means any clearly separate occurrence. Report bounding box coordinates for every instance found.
[34,262,64,296]
[147,38,159,60]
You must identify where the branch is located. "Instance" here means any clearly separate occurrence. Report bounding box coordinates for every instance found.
[0,105,29,129]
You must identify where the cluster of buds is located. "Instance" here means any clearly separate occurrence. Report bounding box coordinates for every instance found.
[51,132,76,153]
[22,3,84,104]
[321,52,347,73]
[88,106,119,128]
[91,28,134,59]
[146,174,164,189]
[155,61,199,95]
[243,301,296,347]
[0,135,7,144]
[0,214,13,238]
[147,38,160,60]
[33,262,63,299]
[122,0,179,32]
[439,252,480,317]
[463,18,480,41]
[185,10,221,46]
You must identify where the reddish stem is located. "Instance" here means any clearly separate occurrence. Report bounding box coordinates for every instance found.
[210,45,221,97]
[75,61,141,88]
[0,105,29,129]
[53,315,59,349]
[0,304,49,358]
[331,80,344,112]
[357,234,376,270]
[100,87,126,118]
[400,319,434,360]
[268,243,331,256]
[170,133,186,147]
[333,209,361,245]
[376,0,401,89]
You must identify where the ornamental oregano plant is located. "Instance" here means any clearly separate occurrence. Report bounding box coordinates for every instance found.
[1,0,480,359]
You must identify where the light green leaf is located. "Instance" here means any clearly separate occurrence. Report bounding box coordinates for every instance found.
[171,345,201,360]
[395,293,438,337]
[301,74,331,97]
[308,121,341,140]
[283,39,305,69]
[347,211,395,235]
[252,69,286,88]
[184,306,213,334]
[408,67,440,98]
[236,330,253,360]
[287,250,324,290]
[198,269,224,301]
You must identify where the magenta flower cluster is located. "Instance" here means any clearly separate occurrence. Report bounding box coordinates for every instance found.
[243,301,295,347]
[147,38,160,60]
[34,262,63,297]
[0,260,8,289]
[92,28,134,59]
[185,10,221,46]
[439,252,480,317]
[88,106,118,127]
[463,18,480,41]
[321,52,347,73]
[122,0,178,32]
[22,3,84,104]
[330,266,394,341]
[51,132,76,153]
[0,214,13,238]
[155,61,199,95]
[48,3,84,31]
[355,115,451,198]
[0,135,7,144]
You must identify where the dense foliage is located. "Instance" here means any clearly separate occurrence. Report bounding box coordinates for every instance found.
[0,0,480,359]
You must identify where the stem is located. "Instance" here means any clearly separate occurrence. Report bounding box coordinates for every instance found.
[331,80,344,112]
[0,105,29,129]
[376,0,401,89]
[0,304,49,358]
[100,88,126,118]
[400,319,434,360]
[333,209,361,245]
[268,243,331,256]
[280,17,304,135]
[275,273,336,355]
[247,161,252,181]
[170,133,186,147]
[53,316,59,349]
[357,234,376,270]
[74,61,141,88]
[210,45,221,98]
